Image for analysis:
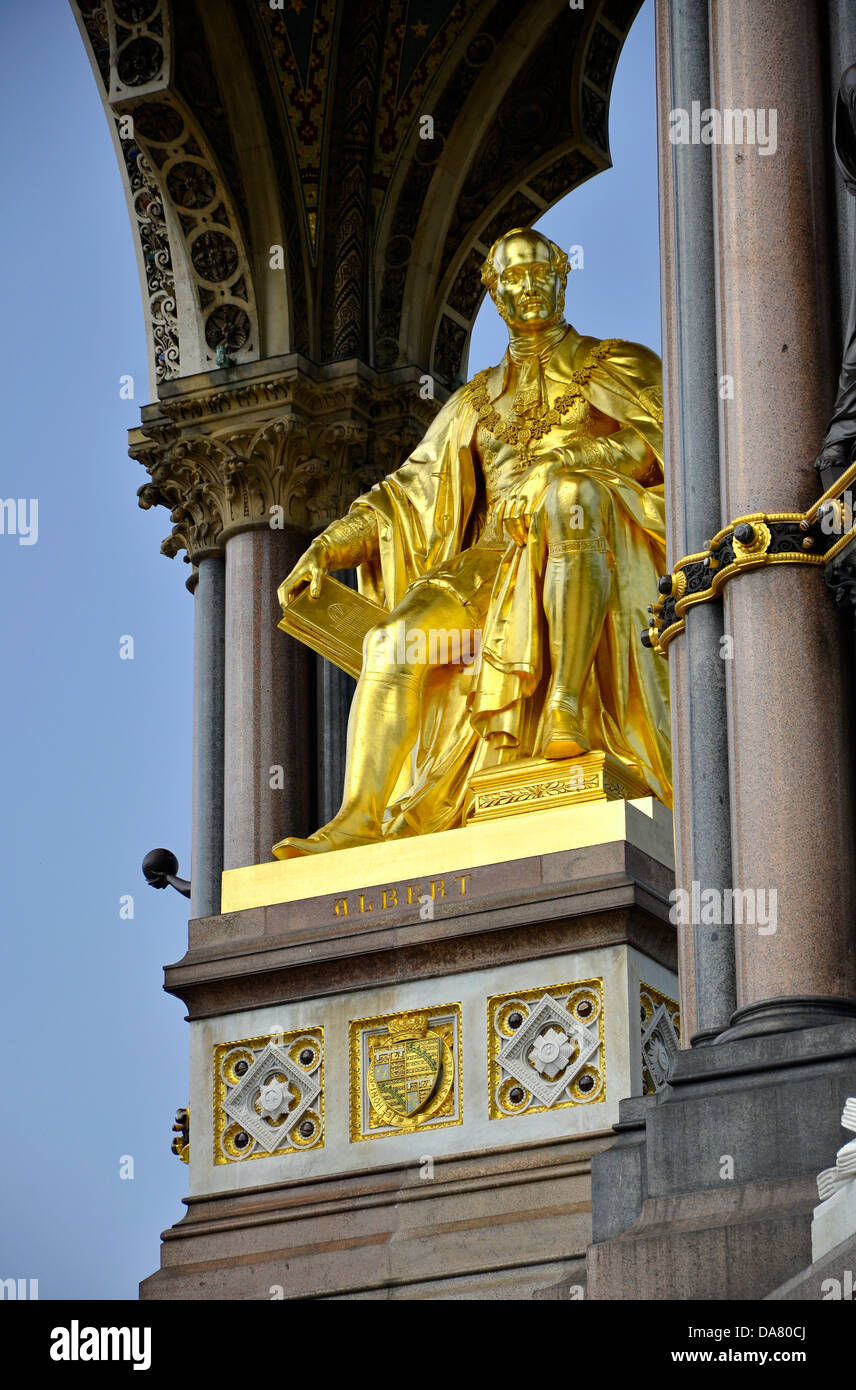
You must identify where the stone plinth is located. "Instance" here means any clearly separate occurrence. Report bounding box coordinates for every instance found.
[141,799,677,1300]
[586,1019,856,1300]
[142,1134,607,1302]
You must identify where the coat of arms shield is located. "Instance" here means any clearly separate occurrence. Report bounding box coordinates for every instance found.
[367,1014,444,1124]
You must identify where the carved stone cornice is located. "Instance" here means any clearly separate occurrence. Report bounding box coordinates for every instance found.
[131,365,440,564]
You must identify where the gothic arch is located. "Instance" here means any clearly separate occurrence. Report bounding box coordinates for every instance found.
[71,0,643,393]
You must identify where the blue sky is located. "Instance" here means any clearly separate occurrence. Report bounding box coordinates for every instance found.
[0,0,658,1298]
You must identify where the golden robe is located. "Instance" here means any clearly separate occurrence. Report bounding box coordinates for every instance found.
[347,325,670,836]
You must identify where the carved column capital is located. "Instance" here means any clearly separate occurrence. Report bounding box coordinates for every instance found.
[131,365,440,564]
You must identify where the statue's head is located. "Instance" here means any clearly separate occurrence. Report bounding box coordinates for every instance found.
[481,228,569,329]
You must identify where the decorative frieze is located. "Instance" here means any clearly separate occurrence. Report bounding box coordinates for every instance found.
[213,1028,324,1163]
[488,981,605,1119]
[640,982,680,1095]
[199,957,680,1180]
[122,134,180,381]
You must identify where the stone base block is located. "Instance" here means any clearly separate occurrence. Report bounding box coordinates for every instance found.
[765,1231,856,1301]
[587,1174,815,1301]
[141,1136,602,1300]
[586,1019,856,1300]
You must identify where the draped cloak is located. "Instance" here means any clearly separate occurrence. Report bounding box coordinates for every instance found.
[345,325,671,837]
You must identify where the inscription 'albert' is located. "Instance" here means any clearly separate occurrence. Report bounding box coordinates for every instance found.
[332,872,473,917]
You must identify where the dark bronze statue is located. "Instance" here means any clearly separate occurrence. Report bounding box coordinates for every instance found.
[817,65,856,484]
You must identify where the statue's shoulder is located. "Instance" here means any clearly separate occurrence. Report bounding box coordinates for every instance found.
[569,333,661,380]
[560,333,663,425]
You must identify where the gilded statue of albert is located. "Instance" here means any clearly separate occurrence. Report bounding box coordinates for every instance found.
[275,227,671,857]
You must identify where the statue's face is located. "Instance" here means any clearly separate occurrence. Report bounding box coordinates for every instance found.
[492,233,562,326]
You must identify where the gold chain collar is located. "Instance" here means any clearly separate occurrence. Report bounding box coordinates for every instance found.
[466,339,622,460]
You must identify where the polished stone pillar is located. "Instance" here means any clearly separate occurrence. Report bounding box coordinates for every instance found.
[711,0,856,1035]
[315,656,353,826]
[223,526,316,870]
[315,566,356,826]
[656,0,735,1044]
[191,555,225,918]
[655,0,694,1042]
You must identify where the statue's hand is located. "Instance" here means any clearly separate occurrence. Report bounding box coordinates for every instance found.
[503,496,531,546]
[278,539,329,606]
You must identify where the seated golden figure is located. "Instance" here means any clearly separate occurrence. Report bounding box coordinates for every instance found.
[275,227,671,858]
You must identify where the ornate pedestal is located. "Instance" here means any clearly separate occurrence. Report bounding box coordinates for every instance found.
[142,797,676,1300]
[463,753,650,822]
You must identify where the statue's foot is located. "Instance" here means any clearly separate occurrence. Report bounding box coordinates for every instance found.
[272,819,382,860]
[542,704,589,760]
[814,441,853,474]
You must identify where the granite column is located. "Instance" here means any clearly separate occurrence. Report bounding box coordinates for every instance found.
[711,0,856,1035]
[190,554,225,918]
[656,0,735,1044]
[223,525,316,871]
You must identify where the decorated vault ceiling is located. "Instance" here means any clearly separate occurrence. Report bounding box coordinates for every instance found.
[72,0,642,389]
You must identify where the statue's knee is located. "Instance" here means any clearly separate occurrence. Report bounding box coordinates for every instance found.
[547,471,605,535]
[363,619,405,673]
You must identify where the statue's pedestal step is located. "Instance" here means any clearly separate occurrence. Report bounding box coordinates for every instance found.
[221,794,673,913]
[464,753,650,822]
